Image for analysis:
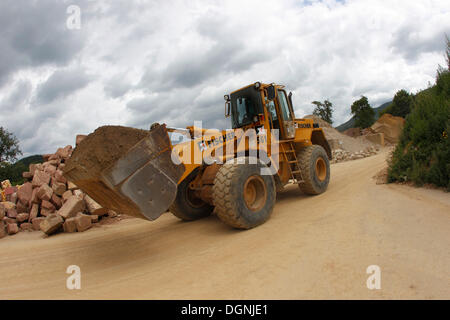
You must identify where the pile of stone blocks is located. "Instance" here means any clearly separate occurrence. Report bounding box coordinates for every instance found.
[1,138,117,239]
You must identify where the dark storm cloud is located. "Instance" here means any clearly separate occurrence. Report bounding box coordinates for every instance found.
[126,91,189,128]
[125,81,230,129]
[104,74,135,99]
[0,0,87,87]
[0,79,35,142]
[0,80,32,109]
[35,69,92,104]
[138,7,273,93]
[390,25,448,61]
[139,41,270,92]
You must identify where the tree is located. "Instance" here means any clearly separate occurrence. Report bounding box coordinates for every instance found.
[389,89,413,118]
[312,100,333,124]
[0,127,22,163]
[351,96,375,129]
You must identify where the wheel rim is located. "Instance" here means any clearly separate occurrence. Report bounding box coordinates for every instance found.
[315,157,327,181]
[243,175,267,212]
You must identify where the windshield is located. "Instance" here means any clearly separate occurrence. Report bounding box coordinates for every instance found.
[230,86,263,128]
[234,97,255,127]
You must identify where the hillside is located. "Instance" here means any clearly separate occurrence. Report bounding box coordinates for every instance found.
[15,155,44,167]
[335,101,392,132]
[0,154,43,185]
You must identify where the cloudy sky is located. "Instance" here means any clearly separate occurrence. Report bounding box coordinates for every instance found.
[0,0,449,157]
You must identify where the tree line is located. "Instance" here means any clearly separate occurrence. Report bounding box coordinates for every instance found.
[311,87,413,129]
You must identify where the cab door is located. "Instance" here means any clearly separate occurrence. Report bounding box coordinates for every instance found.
[276,89,296,139]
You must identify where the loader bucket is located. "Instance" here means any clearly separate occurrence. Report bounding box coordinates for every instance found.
[63,124,185,220]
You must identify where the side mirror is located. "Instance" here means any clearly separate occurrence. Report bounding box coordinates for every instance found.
[225,101,231,117]
[288,91,293,107]
[267,85,276,101]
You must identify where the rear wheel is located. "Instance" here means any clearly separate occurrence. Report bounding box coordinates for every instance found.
[297,145,330,195]
[212,158,276,229]
[169,169,213,221]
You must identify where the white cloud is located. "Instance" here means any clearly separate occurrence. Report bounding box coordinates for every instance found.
[0,0,449,156]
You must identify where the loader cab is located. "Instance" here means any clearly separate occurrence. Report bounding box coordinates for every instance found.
[226,82,296,139]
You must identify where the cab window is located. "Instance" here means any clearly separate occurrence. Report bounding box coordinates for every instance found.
[278,90,293,121]
[235,97,255,126]
[266,99,277,121]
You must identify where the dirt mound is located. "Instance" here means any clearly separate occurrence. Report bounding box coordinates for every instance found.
[64,126,159,221]
[65,126,149,177]
[371,114,405,144]
[304,115,333,128]
[322,126,377,153]
[343,127,361,138]
[303,115,380,162]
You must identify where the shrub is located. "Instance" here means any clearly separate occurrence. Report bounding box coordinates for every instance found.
[388,88,450,189]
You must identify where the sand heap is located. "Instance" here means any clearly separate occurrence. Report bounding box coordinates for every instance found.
[304,115,333,128]
[305,115,380,163]
[370,114,405,144]
[342,114,405,145]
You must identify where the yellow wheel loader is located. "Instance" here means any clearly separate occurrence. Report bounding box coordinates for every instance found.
[64,82,332,229]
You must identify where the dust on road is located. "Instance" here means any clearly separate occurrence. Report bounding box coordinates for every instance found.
[0,149,449,299]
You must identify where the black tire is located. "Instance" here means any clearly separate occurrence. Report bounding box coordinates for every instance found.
[169,169,213,221]
[212,157,276,229]
[297,145,330,195]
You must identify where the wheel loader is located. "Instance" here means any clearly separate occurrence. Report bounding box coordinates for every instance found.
[63,82,332,229]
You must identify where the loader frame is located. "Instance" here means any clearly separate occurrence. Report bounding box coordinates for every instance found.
[168,82,331,205]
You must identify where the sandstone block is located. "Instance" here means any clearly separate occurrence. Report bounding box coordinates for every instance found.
[52,182,66,196]
[40,214,63,235]
[20,223,33,232]
[75,214,92,232]
[32,217,45,231]
[29,203,39,221]
[16,213,29,223]
[57,196,84,219]
[32,171,51,188]
[63,218,77,233]
[7,223,19,235]
[37,184,53,201]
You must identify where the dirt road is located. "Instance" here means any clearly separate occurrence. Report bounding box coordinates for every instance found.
[1,149,449,299]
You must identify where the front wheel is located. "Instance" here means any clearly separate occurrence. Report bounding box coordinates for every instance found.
[169,169,213,221]
[212,158,276,229]
[297,145,330,195]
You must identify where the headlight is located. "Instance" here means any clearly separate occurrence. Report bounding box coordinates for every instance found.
[224,94,230,101]
[254,81,261,89]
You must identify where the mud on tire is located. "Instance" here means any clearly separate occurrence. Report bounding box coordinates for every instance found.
[169,169,213,221]
[212,157,276,229]
[297,145,330,195]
